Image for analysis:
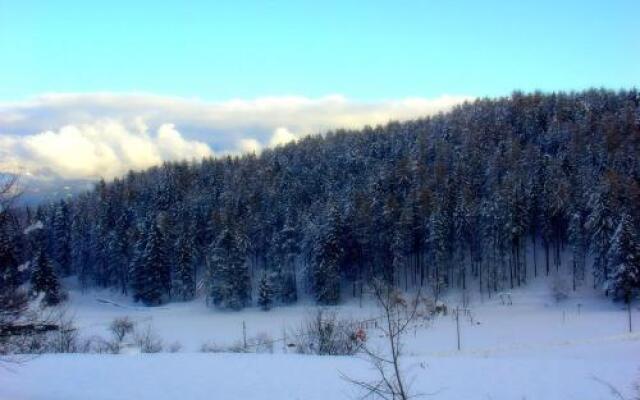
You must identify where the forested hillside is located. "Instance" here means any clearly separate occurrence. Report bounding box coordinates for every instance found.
[2,89,639,309]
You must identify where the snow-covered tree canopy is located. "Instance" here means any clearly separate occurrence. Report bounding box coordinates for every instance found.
[5,89,639,307]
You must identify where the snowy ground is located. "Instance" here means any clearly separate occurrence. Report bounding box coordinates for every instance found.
[1,277,639,400]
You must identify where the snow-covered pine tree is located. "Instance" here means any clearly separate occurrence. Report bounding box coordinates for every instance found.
[311,206,343,305]
[207,227,250,310]
[272,221,299,304]
[30,248,64,306]
[586,181,616,291]
[607,213,640,303]
[102,208,132,296]
[175,233,196,301]
[568,205,587,290]
[392,203,413,291]
[130,217,171,306]
[70,209,92,289]
[0,220,20,291]
[429,204,450,299]
[94,179,114,288]
[257,273,274,311]
[52,200,72,276]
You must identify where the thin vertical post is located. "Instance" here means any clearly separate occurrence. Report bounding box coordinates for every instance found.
[456,306,461,351]
[243,320,247,350]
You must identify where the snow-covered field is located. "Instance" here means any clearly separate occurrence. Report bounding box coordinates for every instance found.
[2,278,639,400]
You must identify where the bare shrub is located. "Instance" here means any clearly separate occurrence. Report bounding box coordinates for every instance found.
[48,316,78,353]
[200,341,224,353]
[294,309,364,356]
[135,325,163,353]
[227,341,249,353]
[167,341,183,353]
[248,332,274,353]
[78,335,112,354]
[200,333,273,354]
[199,340,246,353]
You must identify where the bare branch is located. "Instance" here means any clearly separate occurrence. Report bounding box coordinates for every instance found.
[343,278,429,400]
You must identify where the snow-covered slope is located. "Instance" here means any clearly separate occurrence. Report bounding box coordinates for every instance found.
[1,278,638,400]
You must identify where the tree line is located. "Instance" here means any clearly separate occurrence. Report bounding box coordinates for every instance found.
[1,89,639,309]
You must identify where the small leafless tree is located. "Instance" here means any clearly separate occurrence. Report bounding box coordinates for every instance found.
[134,325,163,353]
[343,279,425,400]
[109,317,135,343]
[106,316,136,353]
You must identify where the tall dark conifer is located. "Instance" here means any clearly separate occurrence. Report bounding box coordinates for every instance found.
[30,249,64,306]
[131,217,171,305]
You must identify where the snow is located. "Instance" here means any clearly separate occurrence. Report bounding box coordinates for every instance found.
[22,221,44,235]
[2,347,638,400]
[17,262,30,273]
[1,277,639,400]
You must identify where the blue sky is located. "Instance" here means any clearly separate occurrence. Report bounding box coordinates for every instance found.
[1,0,638,101]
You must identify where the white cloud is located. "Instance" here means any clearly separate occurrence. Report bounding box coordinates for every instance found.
[238,138,262,154]
[156,123,213,161]
[0,120,213,180]
[0,93,471,180]
[269,127,298,147]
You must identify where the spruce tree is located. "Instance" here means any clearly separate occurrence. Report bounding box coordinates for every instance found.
[30,249,64,306]
[0,223,20,291]
[109,213,131,295]
[175,234,196,301]
[272,222,299,304]
[131,217,171,306]
[586,184,615,290]
[257,273,273,311]
[607,213,640,303]
[568,207,587,290]
[70,212,92,288]
[311,206,343,305]
[207,227,250,310]
[52,201,72,276]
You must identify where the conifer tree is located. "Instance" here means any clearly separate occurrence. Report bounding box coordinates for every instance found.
[607,213,640,303]
[257,273,273,311]
[207,227,250,310]
[587,182,615,290]
[130,217,171,306]
[271,222,299,303]
[0,222,20,291]
[30,249,64,306]
[311,206,343,305]
[70,211,92,288]
[108,228,129,295]
[52,201,72,276]
[175,234,196,301]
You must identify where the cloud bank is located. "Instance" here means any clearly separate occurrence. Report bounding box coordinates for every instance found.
[0,121,213,180]
[0,93,471,181]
